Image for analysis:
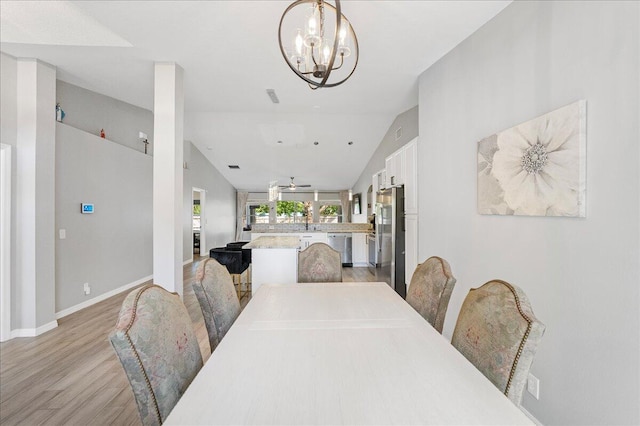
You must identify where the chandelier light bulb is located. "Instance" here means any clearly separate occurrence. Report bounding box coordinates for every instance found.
[295,29,304,56]
[322,43,331,65]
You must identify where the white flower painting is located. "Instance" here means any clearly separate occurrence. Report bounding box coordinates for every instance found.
[478,100,586,217]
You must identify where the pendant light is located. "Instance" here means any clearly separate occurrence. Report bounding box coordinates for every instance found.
[278,0,359,89]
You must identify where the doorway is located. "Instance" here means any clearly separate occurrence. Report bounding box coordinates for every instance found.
[1,144,12,341]
[192,188,206,258]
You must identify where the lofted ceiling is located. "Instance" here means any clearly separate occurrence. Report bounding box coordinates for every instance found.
[0,0,510,191]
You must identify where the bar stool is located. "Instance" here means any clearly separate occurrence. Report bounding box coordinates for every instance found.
[209,244,251,298]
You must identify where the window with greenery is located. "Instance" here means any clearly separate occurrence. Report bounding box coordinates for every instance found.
[318,204,342,223]
[276,201,313,224]
[193,202,201,230]
[247,203,270,225]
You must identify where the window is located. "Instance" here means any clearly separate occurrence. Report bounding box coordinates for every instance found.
[247,203,270,226]
[318,204,342,223]
[192,202,201,230]
[276,201,313,224]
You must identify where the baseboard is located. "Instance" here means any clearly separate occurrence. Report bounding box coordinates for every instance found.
[55,274,153,320]
[183,258,193,265]
[520,405,543,425]
[11,320,58,338]
[352,262,369,267]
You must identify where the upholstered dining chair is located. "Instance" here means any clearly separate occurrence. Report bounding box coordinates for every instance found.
[405,256,456,333]
[451,280,545,406]
[297,242,342,283]
[109,284,203,426]
[192,258,241,352]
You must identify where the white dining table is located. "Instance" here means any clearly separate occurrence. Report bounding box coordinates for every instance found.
[165,282,533,425]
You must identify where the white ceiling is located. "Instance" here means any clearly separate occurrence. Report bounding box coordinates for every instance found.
[0,0,510,191]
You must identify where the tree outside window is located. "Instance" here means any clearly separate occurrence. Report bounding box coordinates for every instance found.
[318,204,342,223]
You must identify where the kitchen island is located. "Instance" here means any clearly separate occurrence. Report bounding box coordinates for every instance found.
[244,236,300,294]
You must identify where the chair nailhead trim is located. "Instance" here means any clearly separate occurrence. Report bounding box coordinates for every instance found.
[122,284,164,425]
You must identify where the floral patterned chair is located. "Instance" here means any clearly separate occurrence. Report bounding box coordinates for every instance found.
[405,256,456,333]
[451,280,545,405]
[297,242,342,283]
[192,258,241,352]
[109,284,203,425]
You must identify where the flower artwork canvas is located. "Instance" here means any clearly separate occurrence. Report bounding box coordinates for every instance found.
[477,100,586,217]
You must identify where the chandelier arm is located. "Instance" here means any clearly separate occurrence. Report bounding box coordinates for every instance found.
[310,44,319,67]
[330,54,344,71]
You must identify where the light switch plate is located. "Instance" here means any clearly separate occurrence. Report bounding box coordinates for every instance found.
[59,229,66,239]
[527,373,540,399]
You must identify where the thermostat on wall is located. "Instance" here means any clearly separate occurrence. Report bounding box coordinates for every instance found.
[81,203,95,214]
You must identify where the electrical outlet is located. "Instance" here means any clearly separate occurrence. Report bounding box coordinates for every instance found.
[527,373,540,399]
[83,283,91,295]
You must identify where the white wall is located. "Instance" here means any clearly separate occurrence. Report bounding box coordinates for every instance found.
[183,142,236,262]
[417,2,639,424]
[55,123,153,312]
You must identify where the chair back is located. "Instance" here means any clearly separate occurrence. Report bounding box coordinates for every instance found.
[109,285,203,425]
[297,242,342,283]
[193,258,241,352]
[451,280,545,405]
[405,256,456,333]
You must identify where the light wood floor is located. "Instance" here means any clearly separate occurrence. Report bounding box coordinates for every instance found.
[0,257,378,425]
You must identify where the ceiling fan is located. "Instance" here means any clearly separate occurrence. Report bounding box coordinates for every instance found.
[279,177,311,191]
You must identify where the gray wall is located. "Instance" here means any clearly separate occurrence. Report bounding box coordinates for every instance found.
[351,106,419,210]
[1,53,18,327]
[183,142,236,261]
[55,123,153,312]
[56,80,154,155]
[417,1,639,424]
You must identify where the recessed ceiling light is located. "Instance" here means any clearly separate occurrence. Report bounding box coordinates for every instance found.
[277,140,283,144]
[313,141,319,145]
[348,141,354,145]
[228,165,240,169]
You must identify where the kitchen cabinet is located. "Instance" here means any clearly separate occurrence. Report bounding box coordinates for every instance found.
[404,138,418,214]
[352,233,367,266]
[372,169,386,193]
[385,149,405,188]
[299,233,328,249]
[405,214,418,288]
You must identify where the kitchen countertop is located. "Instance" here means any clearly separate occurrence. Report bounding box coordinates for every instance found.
[252,229,371,234]
[244,236,301,249]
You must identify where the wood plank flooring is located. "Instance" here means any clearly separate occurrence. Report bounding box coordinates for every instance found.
[0,257,378,425]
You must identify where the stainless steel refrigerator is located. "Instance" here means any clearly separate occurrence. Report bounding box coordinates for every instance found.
[375,185,406,298]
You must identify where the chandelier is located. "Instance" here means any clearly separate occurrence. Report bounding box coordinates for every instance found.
[278,0,359,89]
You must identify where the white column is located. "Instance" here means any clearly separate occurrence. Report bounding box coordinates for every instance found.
[153,63,184,296]
[15,59,57,333]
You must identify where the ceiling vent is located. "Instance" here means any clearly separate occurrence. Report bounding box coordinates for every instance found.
[396,127,402,141]
[266,89,279,104]
[228,165,240,169]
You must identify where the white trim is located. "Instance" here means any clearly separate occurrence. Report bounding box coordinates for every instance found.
[0,144,12,342]
[520,405,543,425]
[55,274,152,320]
[183,258,193,265]
[11,320,58,338]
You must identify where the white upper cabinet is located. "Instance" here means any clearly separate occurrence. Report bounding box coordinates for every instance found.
[385,149,405,188]
[404,138,418,215]
[373,169,386,193]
